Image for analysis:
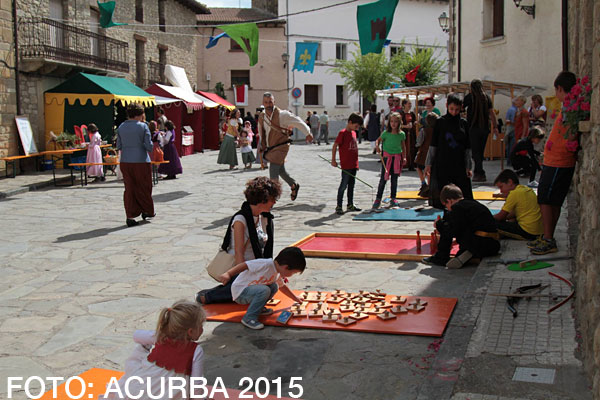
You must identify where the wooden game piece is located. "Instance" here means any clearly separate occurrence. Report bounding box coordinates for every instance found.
[416,230,422,253]
[373,301,392,308]
[374,289,387,297]
[430,232,437,254]
[377,310,397,320]
[366,306,382,315]
[391,296,407,304]
[322,311,339,322]
[336,316,357,326]
[299,292,308,299]
[266,299,280,306]
[390,305,408,314]
[339,303,356,312]
[332,289,347,296]
[353,296,371,304]
[291,309,307,317]
[358,290,370,296]
[327,295,344,304]
[349,312,369,320]
[308,308,323,318]
[408,298,428,307]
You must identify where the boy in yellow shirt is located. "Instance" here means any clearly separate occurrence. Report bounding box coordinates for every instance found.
[493,169,543,241]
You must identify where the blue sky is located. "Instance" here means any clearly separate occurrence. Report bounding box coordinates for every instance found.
[202,0,251,7]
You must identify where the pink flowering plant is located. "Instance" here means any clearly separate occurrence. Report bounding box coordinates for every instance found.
[560,75,592,138]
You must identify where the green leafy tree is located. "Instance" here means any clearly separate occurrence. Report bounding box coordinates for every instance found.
[391,44,445,87]
[328,44,394,102]
[215,82,227,99]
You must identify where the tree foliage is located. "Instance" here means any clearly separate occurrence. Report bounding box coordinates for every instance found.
[391,45,446,87]
[328,45,394,102]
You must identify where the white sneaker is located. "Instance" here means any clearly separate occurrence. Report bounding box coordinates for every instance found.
[241,319,264,330]
[527,180,539,188]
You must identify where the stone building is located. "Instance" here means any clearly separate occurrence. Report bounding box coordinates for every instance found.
[1,0,207,172]
[196,4,287,116]
[568,1,600,398]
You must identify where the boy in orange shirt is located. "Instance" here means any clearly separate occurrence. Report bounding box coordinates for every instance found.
[530,71,578,255]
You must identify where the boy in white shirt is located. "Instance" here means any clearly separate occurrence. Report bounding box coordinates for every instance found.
[218,247,306,330]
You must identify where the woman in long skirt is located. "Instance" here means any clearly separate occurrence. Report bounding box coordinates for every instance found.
[85,124,105,181]
[158,120,183,179]
[217,109,241,169]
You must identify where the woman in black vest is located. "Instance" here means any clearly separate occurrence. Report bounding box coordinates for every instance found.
[197,177,281,304]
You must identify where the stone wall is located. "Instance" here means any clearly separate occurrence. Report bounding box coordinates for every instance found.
[0,0,17,167]
[569,0,600,399]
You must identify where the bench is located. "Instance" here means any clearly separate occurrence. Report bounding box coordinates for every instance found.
[68,161,169,187]
[0,153,45,178]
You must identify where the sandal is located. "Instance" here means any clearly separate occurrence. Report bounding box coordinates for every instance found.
[290,183,300,201]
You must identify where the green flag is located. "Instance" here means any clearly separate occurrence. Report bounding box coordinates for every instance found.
[356,0,399,55]
[98,1,127,28]
[218,23,259,66]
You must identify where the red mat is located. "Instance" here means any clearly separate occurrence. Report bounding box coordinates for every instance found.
[39,368,300,400]
[205,290,457,337]
[290,233,458,261]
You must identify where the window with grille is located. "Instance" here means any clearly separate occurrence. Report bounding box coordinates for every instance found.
[231,70,250,87]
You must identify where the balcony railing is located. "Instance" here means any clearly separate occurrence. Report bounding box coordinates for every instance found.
[18,17,129,73]
[148,60,165,86]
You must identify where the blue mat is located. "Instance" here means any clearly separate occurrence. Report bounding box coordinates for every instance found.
[353,208,500,221]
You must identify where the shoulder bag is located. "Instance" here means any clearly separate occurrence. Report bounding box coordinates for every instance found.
[206,239,248,281]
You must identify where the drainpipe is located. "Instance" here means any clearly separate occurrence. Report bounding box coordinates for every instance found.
[561,0,568,70]
[12,0,21,115]
[457,0,461,82]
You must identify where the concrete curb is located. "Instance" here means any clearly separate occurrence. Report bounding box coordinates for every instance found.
[0,176,73,199]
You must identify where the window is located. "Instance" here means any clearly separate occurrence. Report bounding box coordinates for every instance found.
[231,70,250,87]
[305,41,321,61]
[135,0,143,23]
[159,47,167,81]
[483,0,504,39]
[158,0,166,32]
[390,46,405,57]
[304,84,321,106]
[336,85,346,106]
[336,43,347,60]
[230,39,242,51]
[135,39,146,87]
[90,8,100,56]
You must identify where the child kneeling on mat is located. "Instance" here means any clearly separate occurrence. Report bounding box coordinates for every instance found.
[218,247,306,330]
[493,169,543,241]
[422,184,500,269]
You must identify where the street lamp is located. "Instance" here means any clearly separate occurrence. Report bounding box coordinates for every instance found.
[513,0,535,19]
[438,12,449,33]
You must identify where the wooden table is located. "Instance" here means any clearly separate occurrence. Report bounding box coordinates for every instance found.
[67,161,170,186]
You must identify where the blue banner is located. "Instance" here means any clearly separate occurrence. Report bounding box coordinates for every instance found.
[293,42,319,73]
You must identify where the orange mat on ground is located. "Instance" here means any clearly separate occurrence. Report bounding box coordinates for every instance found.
[205,290,457,337]
[290,232,458,261]
[40,368,299,400]
[395,190,499,201]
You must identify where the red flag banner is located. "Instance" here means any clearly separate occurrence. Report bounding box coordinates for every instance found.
[405,65,420,83]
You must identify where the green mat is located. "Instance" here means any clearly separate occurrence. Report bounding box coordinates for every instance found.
[507,261,554,271]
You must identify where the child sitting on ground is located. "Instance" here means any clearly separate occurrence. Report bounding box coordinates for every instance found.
[422,184,500,269]
[510,126,545,187]
[219,247,306,330]
[102,301,206,399]
[239,129,256,169]
[493,169,543,241]
[332,113,364,215]
[372,112,406,209]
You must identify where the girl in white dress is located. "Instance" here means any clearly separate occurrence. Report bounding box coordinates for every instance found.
[102,301,206,400]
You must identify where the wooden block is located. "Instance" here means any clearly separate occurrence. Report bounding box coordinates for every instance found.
[358,290,370,297]
[336,316,357,326]
[406,304,426,312]
[308,308,324,318]
[291,309,307,317]
[322,313,339,322]
[291,302,307,310]
[349,312,369,320]
[377,310,397,321]
[391,296,407,304]
[353,297,371,304]
[408,298,428,307]
[325,308,341,316]
[373,289,387,297]
[373,301,392,309]
[327,295,344,304]
[339,303,356,313]
[266,299,280,306]
[332,289,347,296]
[366,307,383,315]
[390,305,408,314]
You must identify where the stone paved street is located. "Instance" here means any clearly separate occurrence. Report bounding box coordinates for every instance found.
[0,142,592,400]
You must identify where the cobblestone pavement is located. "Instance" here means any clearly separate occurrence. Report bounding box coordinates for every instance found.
[0,142,592,399]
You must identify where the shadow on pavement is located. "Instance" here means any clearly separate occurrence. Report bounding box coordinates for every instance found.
[153,191,191,203]
[276,203,327,213]
[54,221,150,242]
[303,212,345,227]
